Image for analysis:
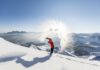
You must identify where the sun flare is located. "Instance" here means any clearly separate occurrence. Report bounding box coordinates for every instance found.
[38,20,72,51]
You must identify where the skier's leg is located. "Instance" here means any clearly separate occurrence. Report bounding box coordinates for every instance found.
[50,48,54,55]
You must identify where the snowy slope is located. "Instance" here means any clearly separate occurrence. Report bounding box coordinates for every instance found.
[0,38,32,61]
[0,37,100,70]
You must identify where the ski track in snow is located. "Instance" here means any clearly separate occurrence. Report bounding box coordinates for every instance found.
[57,54,100,67]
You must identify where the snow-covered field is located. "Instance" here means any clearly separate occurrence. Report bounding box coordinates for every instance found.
[0,37,100,70]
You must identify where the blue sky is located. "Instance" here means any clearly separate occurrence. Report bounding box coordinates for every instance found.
[0,0,100,33]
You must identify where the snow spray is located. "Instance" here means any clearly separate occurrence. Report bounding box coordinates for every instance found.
[37,20,73,52]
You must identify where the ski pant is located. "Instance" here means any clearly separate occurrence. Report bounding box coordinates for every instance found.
[50,48,54,55]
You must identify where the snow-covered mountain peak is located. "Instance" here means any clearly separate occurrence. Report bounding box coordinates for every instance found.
[0,37,100,70]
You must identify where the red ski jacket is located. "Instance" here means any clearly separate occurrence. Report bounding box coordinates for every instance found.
[46,38,54,48]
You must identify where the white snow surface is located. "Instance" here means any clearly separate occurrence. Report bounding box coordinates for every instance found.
[0,37,100,70]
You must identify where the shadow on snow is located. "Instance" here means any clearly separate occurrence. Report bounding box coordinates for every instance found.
[16,54,52,68]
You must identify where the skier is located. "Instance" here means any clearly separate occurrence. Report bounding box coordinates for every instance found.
[46,37,54,55]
